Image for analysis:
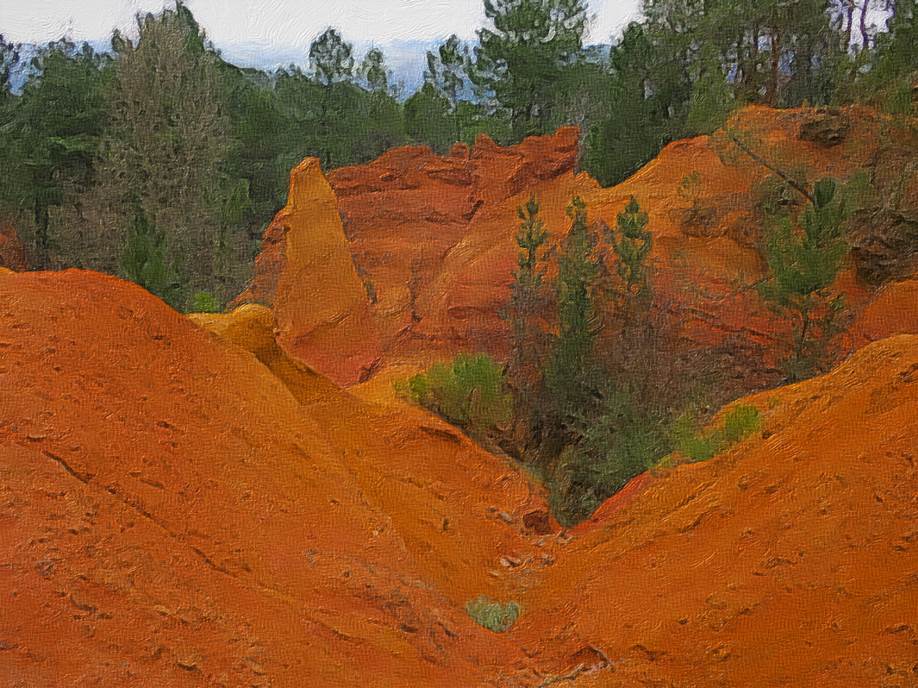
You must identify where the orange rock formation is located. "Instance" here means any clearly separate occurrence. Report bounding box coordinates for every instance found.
[234,158,381,385]
[242,106,916,382]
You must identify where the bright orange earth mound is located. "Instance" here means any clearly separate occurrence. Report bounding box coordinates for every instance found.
[2,268,916,686]
[0,270,546,687]
[512,335,918,687]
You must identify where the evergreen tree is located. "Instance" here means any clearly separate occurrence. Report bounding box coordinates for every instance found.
[544,197,602,432]
[359,47,389,93]
[471,0,589,138]
[425,34,468,142]
[506,194,550,449]
[0,34,19,98]
[584,23,673,186]
[686,48,735,135]
[3,39,109,268]
[609,196,653,313]
[100,5,231,302]
[860,0,917,112]
[759,178,849,381]
[405,82,454,152]
[309,28,354,86]
[121,204,175,303]
[309,28,356,168]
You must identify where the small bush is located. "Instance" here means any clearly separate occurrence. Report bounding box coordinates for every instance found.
[465,596,520,633]
[722,405,761,444]
[401,354,512,435]
[548,390,671,526]
[189,291,221,313]
[675,404,761,463]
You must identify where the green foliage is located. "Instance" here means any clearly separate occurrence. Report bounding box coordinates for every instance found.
[425,34,468,143]
[1,39,109,267]
[0,34,20,97]
[121,206,176,305]
[674,405,761,463]
[309,28,354,86]
[686,51,735,135]
[544,197,602,425]
[854,1,917,114]
[583,23,673,186]
[404,82,454,152]
[465,596,520,633]
[101,5,233,302]
[550,388,671,525]
[506,195,551,447]
[403,354,512,435]
[608,196,652,306]
[359,48,389,93]
[472,0,589,138]
[190,291,221,313]
[759,178,849,381]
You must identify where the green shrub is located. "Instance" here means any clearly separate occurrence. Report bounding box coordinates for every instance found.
[675,405,761,463]
[548,390,670,526]
[189,291,222,313]
[401,354,512,435]
[465,596,520,633]
[722,405,761,444]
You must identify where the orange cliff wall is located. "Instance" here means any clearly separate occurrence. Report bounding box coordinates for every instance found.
[241,106,917,381]
[234,157,381,386]
[327,126,581,357]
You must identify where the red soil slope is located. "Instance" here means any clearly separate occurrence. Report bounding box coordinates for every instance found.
[2,269,916,686]
[0,270,546,687]
[511,335,918,687]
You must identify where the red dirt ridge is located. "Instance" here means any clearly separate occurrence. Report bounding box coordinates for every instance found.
[2,269,916,686]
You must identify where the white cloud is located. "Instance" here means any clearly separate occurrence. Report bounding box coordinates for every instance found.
[2,0,641,46]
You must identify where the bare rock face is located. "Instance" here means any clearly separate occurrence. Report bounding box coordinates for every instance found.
[234,157,381,386]
[0,222,27,270]
[849,208,918,284]
[325,126,581,357]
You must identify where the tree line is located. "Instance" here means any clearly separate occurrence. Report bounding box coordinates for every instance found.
[0,0,914,308]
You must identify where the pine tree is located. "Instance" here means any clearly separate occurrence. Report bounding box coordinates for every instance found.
[101,5,229,302]
[3,40,108,268]
[425,35,467,143]
[309,28,355,168]
[506,194,550,448]
[759,178,849,381]
[472,0,589,138]
[686,47,734,135]
[609,196,653,313]
[309,28,354,86]
[544,196,602,431]
[359,48,389,94]
[121,204,175,303]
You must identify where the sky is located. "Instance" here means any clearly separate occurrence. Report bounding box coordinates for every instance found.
[2,0,642,49]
